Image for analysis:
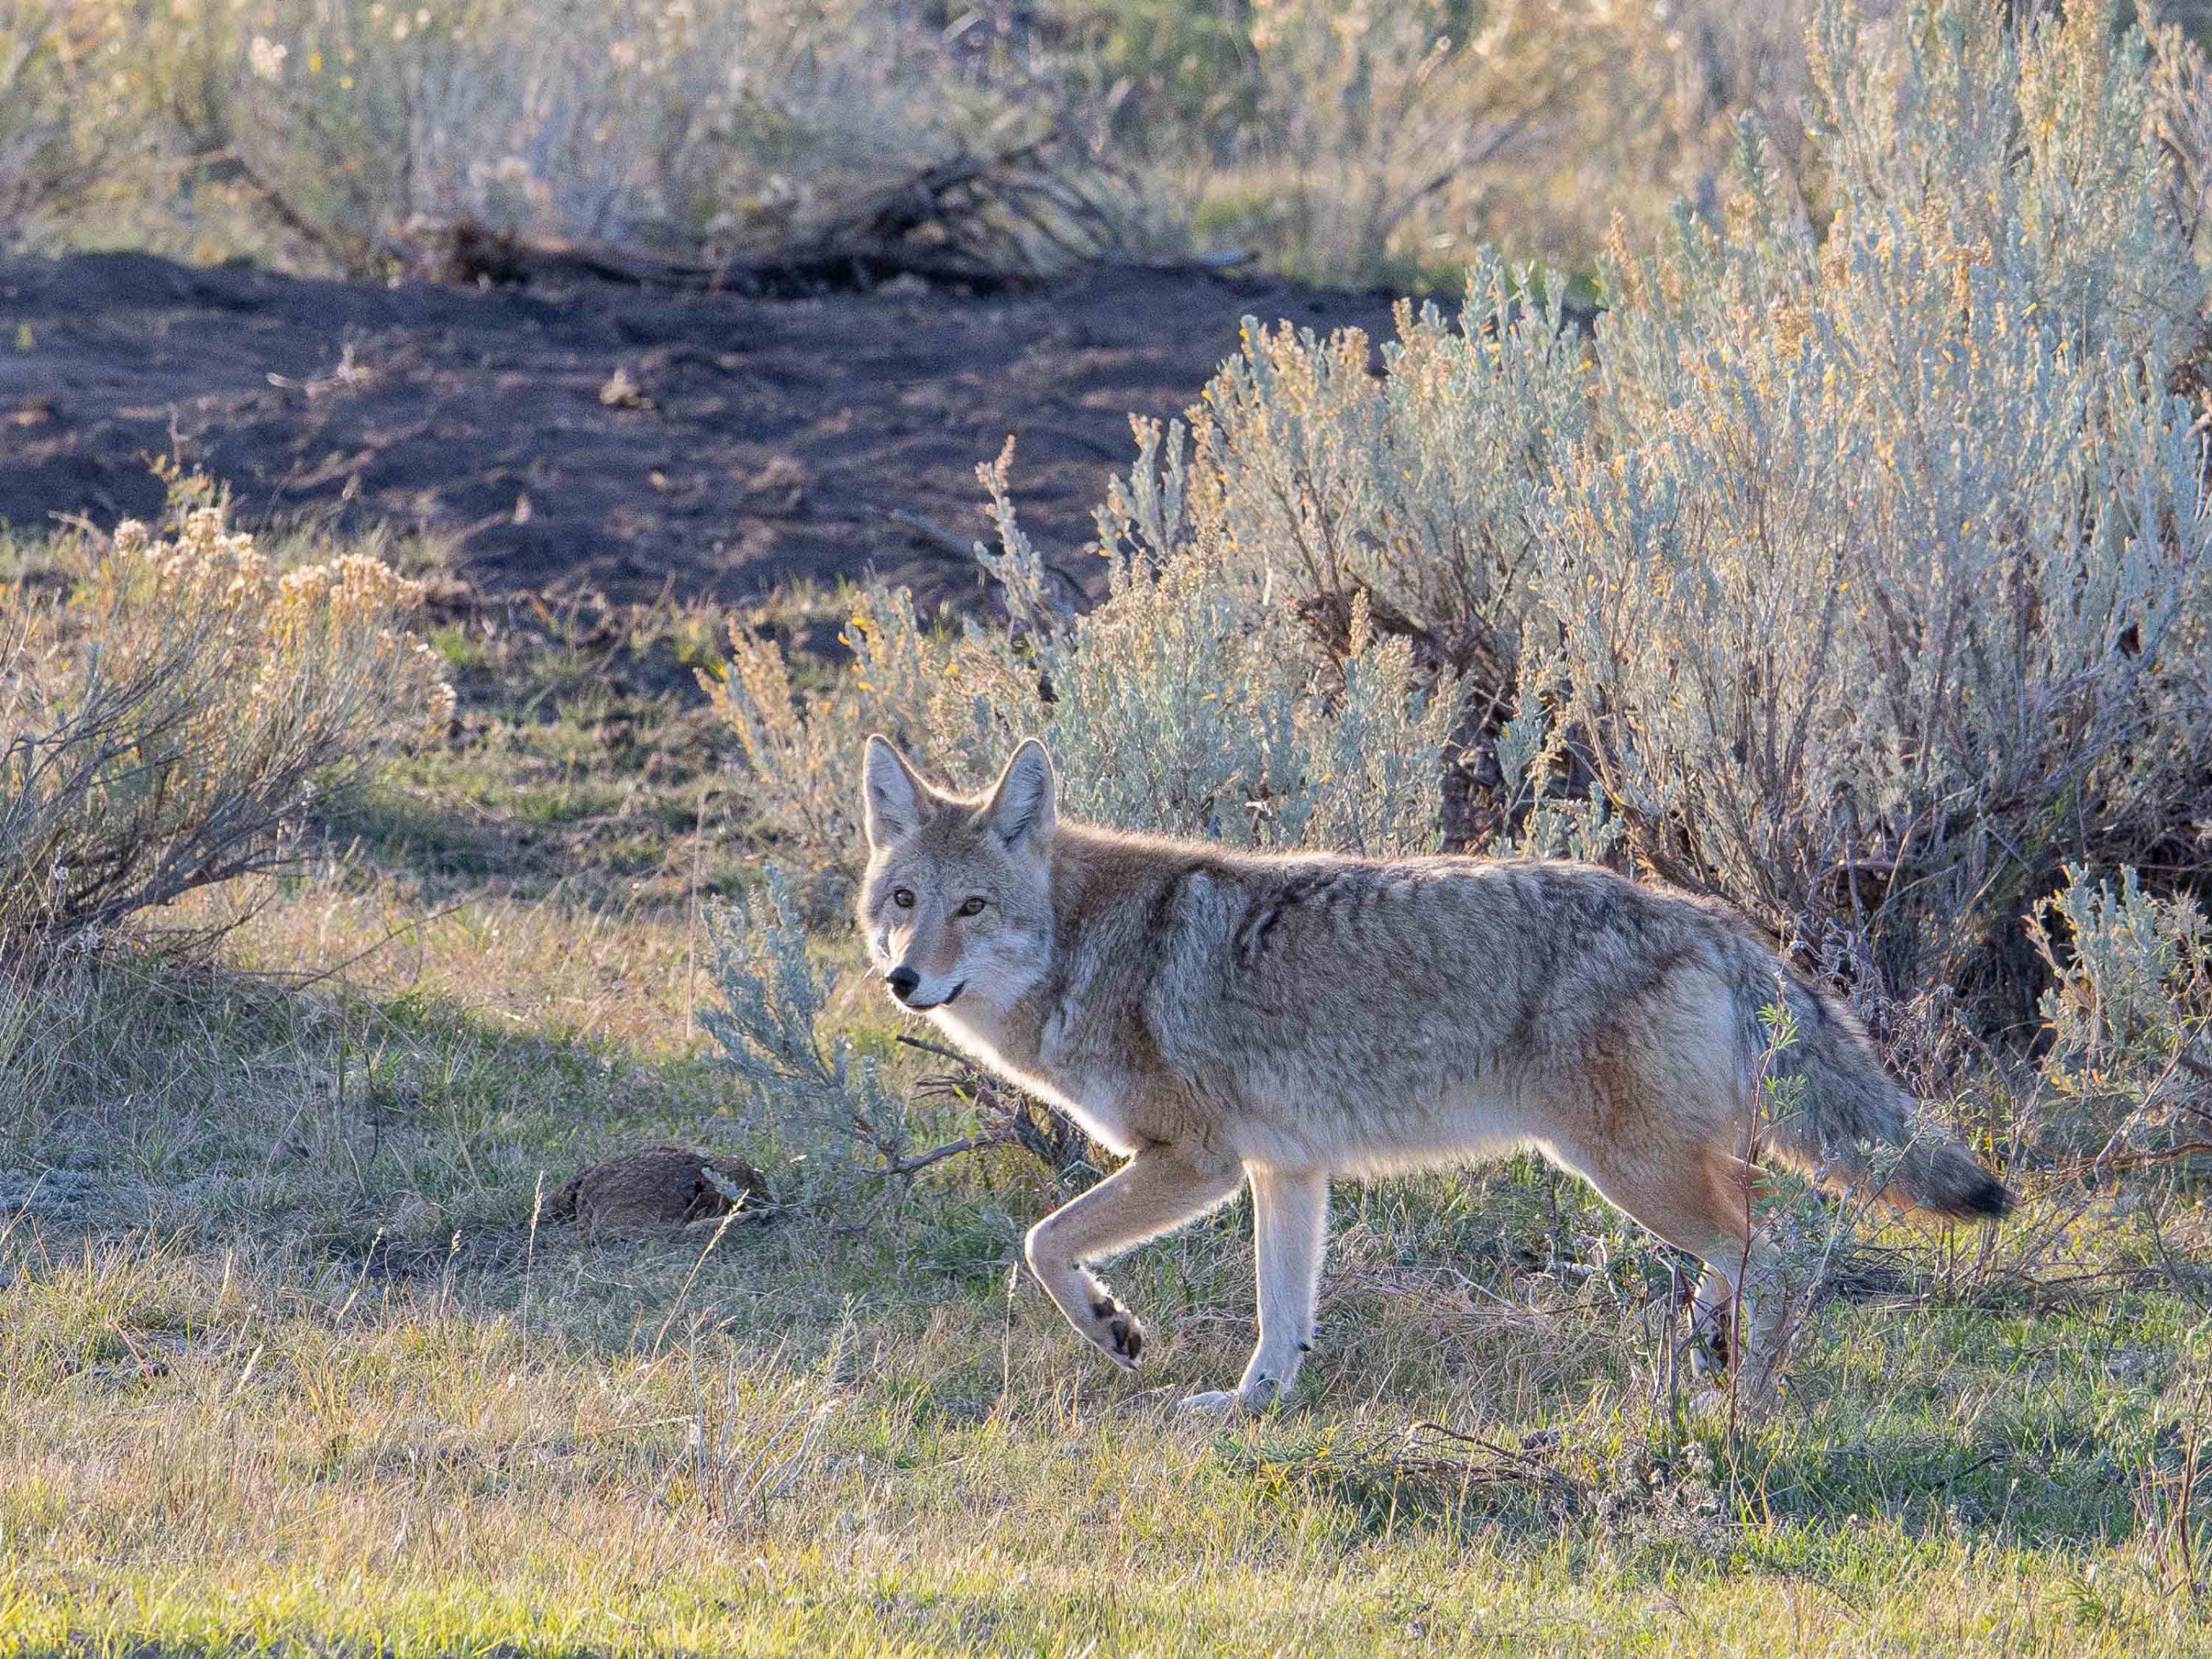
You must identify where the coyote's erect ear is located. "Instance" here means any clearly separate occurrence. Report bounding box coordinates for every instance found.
[982,738,1056,849]
[860,735,932,849]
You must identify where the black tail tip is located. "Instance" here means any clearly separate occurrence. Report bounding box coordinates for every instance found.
[1941,1172,2015,1223]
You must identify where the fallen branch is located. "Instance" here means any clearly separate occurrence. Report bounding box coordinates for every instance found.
[881,1127,1015,1178]
[401,133,1129,296]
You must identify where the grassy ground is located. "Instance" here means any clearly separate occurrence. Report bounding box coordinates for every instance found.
[4,592,2210,1657]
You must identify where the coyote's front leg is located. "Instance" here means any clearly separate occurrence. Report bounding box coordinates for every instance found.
[1181,1167,1329,1413]
[1023,1144,1240,1370]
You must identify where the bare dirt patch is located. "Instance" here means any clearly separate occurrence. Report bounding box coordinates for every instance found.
[0,253,1400,607]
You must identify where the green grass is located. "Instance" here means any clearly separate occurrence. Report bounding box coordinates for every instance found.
[3,1188,2207,1656]
[3,592,2210,1657]
[339,589,749,905]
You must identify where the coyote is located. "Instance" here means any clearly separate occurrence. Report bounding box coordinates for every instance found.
[856,735,2011,1409]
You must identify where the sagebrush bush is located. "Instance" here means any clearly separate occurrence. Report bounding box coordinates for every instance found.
[21,0,1854,284]
[1075,0,1830,283]
[0,490,452,959]
[698,867,912,1195]
[1169,269,1589,713]
[2029,864,2211,1160]
[1538,2,2212,997]
[1146,0,1595,286]
[708,426,1458,900]
[799,0,2210,1020]
[44,0,1068,271]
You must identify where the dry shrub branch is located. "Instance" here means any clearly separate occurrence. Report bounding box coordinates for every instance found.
[1,483,452,960]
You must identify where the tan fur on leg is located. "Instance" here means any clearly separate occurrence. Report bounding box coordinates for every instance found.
[1023,1144,1240,1370]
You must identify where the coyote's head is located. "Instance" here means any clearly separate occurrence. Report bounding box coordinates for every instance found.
[855,735,1057,1014]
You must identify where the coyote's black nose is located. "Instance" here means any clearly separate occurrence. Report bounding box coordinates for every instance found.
[885,966,920,1003]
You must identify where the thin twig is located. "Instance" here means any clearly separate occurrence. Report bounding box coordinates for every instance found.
[880,1127,1014,1179]
[893,1033,971,1066]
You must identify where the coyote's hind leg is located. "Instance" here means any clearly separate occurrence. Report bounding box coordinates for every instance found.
[1024,1143,1240,1371]
[1556,1130,1783,1403]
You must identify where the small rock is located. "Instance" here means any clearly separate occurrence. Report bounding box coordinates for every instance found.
[598,367,649,409]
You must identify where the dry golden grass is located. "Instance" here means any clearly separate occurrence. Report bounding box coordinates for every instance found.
[200,871,709,1055]
[5,1187,2211,1657]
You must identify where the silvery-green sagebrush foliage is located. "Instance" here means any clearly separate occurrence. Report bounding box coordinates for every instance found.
[708,418,1458,889]
[2028,866,2210,1157]
[716,0,2212,1017]
[1540,1,2212,993]
[1178,266,1590,709]
[973,423,1457,852]
[698,868,910,1191]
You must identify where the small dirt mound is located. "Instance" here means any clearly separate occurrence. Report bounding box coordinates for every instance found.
[548,1146,766,1236]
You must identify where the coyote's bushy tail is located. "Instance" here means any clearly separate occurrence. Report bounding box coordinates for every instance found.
[1728,946,2014,1222]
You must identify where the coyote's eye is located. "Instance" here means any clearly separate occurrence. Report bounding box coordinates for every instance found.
[957,896,988,918]
[892,888,915,909]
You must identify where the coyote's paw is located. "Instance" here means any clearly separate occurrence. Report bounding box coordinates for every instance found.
[1177,1378,1285,1415]
[1078,1288,1144,1370]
